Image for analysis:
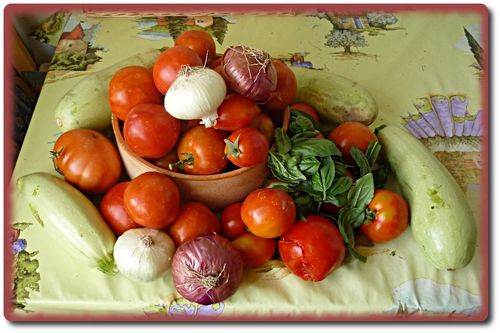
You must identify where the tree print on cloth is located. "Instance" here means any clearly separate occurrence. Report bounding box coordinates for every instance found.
[314,11,402,60]
[325,30,367,54]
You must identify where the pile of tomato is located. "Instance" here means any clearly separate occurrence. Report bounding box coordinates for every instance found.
[51,29,410,284]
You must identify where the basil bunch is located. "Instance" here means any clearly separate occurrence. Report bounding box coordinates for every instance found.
[267,110,388,262]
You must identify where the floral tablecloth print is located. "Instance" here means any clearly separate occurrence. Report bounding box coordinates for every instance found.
[9,5,487,320]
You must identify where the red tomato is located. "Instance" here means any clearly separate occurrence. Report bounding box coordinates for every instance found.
[109,66,162,121]
[209,56,222,69]
[153,149,181,172]
[279,215,345,282]
[123,104,181,159]
[214,95,261,132]
[264,60,297,111]
[211,64,225,79]
[167,202,220,247]
[123,172,180,229]
[241,188,296,239]
[248,112,275,144]
[290,103,320,122]
[328,122,378,163]
[177,125,228,175]
[100,182,141,236]
[232,233,276,268]
[320,203,340,217]
[224,128,269,168]
[175,30,216,64]
[360,189,409,243]
[153,46,203,94]
[52,129,122,193]
[220,202,247,240]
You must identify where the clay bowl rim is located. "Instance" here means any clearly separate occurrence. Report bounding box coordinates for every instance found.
[112,106,290,182]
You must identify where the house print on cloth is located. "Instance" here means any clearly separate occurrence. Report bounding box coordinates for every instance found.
[49,16,104,71]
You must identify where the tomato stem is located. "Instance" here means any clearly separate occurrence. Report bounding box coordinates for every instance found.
[169,153,194,171]
[49,149,63,175]
[224,135,241,159]
[364,208,377,224]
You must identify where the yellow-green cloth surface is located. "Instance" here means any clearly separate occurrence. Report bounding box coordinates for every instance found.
[10,9,485,319]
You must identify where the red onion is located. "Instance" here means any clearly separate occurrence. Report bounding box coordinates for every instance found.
[222,45,277,102]
[171,233,243,305]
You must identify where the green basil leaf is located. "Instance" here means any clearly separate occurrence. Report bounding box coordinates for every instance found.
[365,140,381,168]
[268,152,306,184]
[294,180,322,200]
[274,128,291,154]
[292,139,341,158]
[298,157,321,176]
[350,147,371,177]
[324,194,342,207]
[334,161,351,176]
[310,173,323,193]
[342,207,366,228]
[265,181,295,193]
[284,155,306,178]
[290,130,321,142]
[342,219,355,246]
[290,109,320,129]
[327,176,353,197]
[319,157,335,200]
[347,173,374,209]
[289,113,317,136]
[337,207,368,263]
[335,212,352,246]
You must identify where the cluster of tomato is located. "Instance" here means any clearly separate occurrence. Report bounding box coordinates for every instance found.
[52,29,410,284]
[108,29,301,175]
[51,30,303,274]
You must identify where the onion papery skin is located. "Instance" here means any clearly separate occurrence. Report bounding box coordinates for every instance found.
[171,233,244,305]
[114,228,176,282]
[222,46,277,103]
[164,67,227,128]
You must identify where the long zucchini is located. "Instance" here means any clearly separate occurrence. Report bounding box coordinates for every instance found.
[291,67,378,126]
[378,125,477,270]
[16,172,117,274]
[54,49,161,133]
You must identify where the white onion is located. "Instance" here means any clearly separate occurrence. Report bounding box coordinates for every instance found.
[164,67,226,127]
[114,228,176,282]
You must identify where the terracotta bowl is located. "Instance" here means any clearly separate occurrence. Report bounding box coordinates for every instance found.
[112,108,290,211]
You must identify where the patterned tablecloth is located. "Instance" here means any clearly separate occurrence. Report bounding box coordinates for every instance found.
[9,5,487,320]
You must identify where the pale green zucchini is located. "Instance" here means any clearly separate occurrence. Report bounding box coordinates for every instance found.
[54,49,161,133]
[16,172,117,274]
[291,67,378,126]
[378,125,477,270]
